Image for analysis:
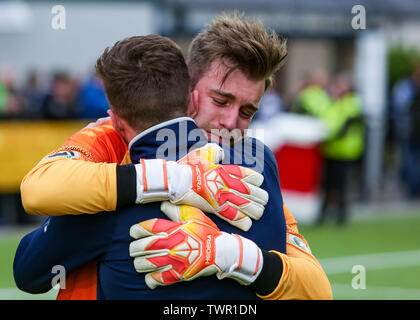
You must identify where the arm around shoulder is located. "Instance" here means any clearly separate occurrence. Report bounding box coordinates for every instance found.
[21,156,118,215]
[20,123,128,216]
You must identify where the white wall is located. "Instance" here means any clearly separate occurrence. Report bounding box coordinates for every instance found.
[384,21,420,49]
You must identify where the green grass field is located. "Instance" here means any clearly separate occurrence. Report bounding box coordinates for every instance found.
[300,209,420,299]
[0,208,419,300]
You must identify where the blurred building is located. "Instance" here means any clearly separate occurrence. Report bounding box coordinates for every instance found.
[1,0,420,224]
[1,0,420,86]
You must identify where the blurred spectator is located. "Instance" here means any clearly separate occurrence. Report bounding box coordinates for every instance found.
[78,73,109,119]
[390,64,420,196]
[317,72,365,226]
[42,72,80,119]
[1,69,26,117]
[0,69,110,119]
[291,68,331,118]
[406,79,420,198]
[23,71,46,118]
[0,80,8,115]
[254,86,283,121]
[5,91,26,116]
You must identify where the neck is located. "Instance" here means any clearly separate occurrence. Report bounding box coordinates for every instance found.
[122,127,139,146]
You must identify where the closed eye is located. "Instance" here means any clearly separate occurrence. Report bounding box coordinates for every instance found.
[240,105,258,119]
[240,110,254,119]
[212,98,228,106]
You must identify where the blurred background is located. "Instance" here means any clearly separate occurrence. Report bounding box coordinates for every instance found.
[0,0,419,300]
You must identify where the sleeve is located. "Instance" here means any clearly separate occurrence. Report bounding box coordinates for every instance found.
[20,123,136,216]
[13,213,114,294]
[21,157,117,215]
[255,205,333,300]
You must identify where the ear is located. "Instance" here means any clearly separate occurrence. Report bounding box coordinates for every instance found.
[108,109,123,134]
[187,90,199,118]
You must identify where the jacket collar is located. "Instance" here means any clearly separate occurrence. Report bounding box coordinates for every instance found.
[128,117,208,163]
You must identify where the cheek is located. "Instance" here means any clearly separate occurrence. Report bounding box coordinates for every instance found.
[193,108,216,130]
[237,118,251,132]
[196,101,220,121]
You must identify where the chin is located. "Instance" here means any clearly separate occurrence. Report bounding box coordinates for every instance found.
[206,132,223,144]
[206,132,240,147]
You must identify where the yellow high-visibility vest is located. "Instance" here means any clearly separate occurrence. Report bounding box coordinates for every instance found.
[321,93,365,161]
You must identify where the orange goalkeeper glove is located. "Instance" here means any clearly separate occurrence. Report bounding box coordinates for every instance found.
[135,143,268,231]
[129,203,263,289]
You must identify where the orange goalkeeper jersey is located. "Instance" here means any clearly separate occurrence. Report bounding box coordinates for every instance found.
[21,121,128,300]
[21,121,129,216]
[20,122,332,300]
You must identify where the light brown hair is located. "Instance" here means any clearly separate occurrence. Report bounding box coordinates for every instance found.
[96,35,190,131]
[187,12,287,91]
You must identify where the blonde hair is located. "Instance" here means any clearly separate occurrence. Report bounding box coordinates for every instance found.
[187,12,287,90]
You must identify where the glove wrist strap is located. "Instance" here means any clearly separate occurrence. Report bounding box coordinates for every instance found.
[215,233,263,286]
[135,159,170,203]
[135,160,193,204]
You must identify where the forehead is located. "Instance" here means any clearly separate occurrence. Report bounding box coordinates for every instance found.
[197,60,266,105]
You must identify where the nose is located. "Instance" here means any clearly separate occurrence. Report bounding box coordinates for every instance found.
[219,107,239,130]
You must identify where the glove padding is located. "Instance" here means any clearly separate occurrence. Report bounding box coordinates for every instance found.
[136,143,268,231]
[129,203,263,290]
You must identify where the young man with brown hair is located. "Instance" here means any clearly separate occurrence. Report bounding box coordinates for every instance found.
[17,13,331,300]
[187,13,287,143]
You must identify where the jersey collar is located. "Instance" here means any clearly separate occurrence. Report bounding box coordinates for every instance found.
[128,117,208,163]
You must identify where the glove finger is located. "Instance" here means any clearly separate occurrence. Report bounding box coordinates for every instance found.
[225,215,252,232]
[129,220,157,239]
[160,201,182,222]
[239,167,264,187]
[130,218,182,239]
[129,235,168,257]
[237,201,265,221]
[214,166,249,195]
[145,263,221,289]
[82,116,111,130]
[219,165,264,187]
[179,143,224,165]
[216,205,252,231]
[96,116,111,126]
[219,196,263,221]
[242,183,269,206]
[133,253,169,273]
[161,202,217,228]
[217,184,267,208]
[218,190,251,208]
[145,268,181,290]
[200,143,225,164]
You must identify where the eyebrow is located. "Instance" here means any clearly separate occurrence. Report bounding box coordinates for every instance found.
[210,89,235,100]
[210,89,259,113]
